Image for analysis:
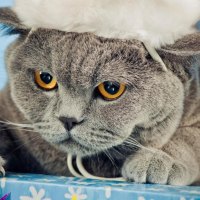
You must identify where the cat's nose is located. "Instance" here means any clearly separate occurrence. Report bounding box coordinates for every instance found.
[59,117,79,131]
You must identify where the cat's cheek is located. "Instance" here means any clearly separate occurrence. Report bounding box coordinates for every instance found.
[10,85,55,122]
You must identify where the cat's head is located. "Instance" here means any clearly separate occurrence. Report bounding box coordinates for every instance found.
[0,8,200,156]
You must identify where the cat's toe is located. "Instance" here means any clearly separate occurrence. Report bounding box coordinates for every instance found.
[145,151,173,184]
[122,150,154,183]
[122,149,196,186]
[122,150,174,184]
[167,162,196,186]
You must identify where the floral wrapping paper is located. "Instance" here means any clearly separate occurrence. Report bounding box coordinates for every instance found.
[0,173,200,200]
[0,194,10,200]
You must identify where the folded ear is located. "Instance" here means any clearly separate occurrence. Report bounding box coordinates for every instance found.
[0,7,29,35]
[158,32,200,82]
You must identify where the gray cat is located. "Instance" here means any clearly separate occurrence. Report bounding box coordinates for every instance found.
[0,8,200,186]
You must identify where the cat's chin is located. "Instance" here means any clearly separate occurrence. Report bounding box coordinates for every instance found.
[55,138,100,157]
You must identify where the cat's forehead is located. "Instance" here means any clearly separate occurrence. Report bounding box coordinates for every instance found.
[29,29,145,53]
[26,29,148,89]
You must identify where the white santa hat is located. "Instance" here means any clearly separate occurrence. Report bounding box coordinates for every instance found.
[13,0,200,71]
[13,0,200,48]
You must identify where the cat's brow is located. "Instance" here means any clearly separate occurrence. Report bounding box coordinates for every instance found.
[52,32,144,89]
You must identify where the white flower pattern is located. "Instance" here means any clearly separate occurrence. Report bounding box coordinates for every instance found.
[1,177,6,189]
[20,186,51,200]
[65,187,87,200]
[105,186,112,199]
[0,177,18,189]
[138,197,146,200]
[0,174,199,200]
[180,190,200,195]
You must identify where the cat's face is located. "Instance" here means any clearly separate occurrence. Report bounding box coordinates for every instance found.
[6,29,184,156]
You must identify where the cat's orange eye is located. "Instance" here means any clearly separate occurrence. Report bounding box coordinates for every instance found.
[98,81,126,101]
[35,71,57,90]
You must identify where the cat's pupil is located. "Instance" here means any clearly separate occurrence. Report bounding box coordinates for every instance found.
[40,72,53,84]
[104,82,120,95]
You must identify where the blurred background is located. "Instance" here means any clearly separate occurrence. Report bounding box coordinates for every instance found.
[0,0,14,89]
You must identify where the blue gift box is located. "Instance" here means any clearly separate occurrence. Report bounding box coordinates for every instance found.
[0,173,200,200]
[0,193,10,200]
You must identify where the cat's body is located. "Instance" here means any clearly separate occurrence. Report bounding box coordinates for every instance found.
[1,74,200,182]
[0,8,200,185]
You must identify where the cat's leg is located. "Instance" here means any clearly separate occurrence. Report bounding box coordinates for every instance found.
[0,157,5,176]
[122,139,199,185]
[0,130,16,176]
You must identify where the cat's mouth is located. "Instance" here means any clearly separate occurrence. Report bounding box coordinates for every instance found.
[37,128,99,156]
[40,127,122,156]
[58,137,98,156]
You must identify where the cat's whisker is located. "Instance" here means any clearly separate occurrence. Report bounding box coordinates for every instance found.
[111,147,126,158]
[124,140,144,149]
[0,127,39,133]
[125,138,155,154]
[123,141,139,147]
[10,134,41,154]
[121,143,139,152]
[125,137,144,147]
[0,120,33,128]
[33,121,53,126]
[125,137,140,143]
[124,139,141,146]
[104,149,118,169]
[0,120,53,130]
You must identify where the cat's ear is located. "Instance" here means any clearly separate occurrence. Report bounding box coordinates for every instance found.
[0,8,29,35]
[158,32,200,81]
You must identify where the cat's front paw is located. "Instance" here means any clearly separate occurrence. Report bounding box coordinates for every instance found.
[122,149,193,186]
[0,157,5,176]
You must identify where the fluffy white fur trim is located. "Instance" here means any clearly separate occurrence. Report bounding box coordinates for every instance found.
[13,0,200,47]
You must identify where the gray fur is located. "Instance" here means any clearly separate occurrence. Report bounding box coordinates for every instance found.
[0,8,200,185]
